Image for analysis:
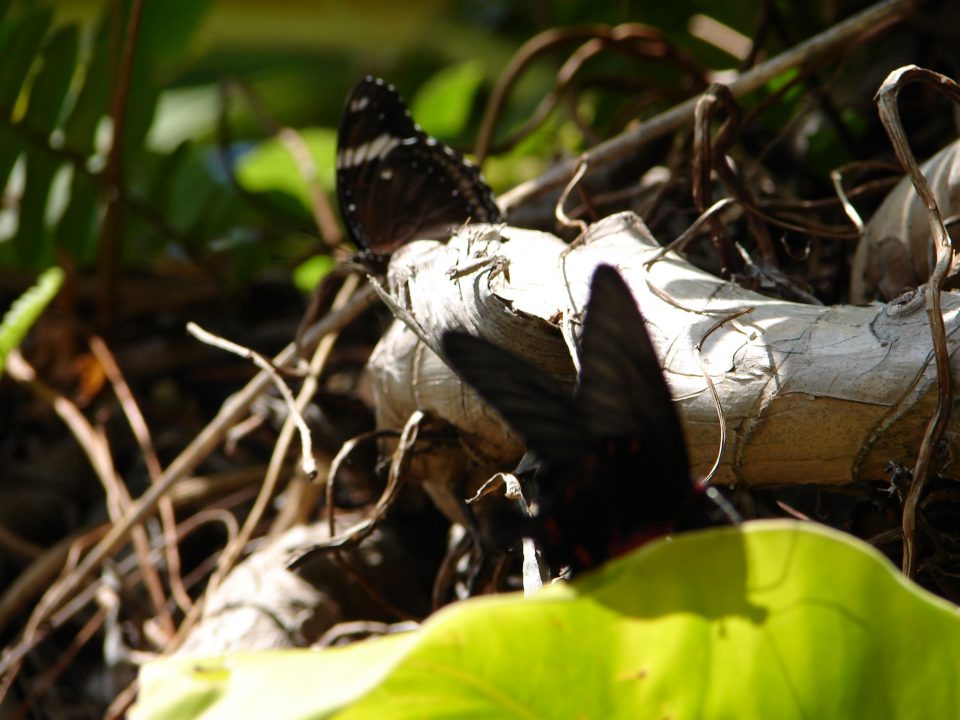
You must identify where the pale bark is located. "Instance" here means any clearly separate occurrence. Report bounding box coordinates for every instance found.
[367,212,960,492]
[850,140,960,303]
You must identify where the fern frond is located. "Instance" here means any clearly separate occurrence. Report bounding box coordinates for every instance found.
[0,265,64,376]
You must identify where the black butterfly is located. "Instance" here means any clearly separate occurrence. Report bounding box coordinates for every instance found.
[442,265,738,573]
[336,76,503,271]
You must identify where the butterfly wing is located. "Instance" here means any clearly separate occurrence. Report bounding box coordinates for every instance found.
[561,264,736,568]
[577,264,688,474]
[444,268,735,573]
[441,331,584,469]
[442,331,587,555]
[336,77,502,262]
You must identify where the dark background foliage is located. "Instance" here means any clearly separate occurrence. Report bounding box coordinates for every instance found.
[2,0,960,716]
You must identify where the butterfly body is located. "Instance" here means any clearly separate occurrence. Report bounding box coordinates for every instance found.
[336,77,502,271]
[442,265,736,573]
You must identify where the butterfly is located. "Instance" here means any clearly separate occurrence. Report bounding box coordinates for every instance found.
[442,264,738,574]
[336,76,503,272]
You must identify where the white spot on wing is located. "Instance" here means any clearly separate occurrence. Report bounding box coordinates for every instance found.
[352,142,367,165]
[367,133,400,161]
[341,134,402,168]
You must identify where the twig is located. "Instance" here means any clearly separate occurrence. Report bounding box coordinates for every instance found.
[555,159,589,236]
[324,430,399,539]
[693,307,755,485]
[499,0,912,212]
[476,23,708,162]
[431,528,474,609]
[331,553,418,622]
[875,66,960,578]
[195,273,361,608]
[98,0,144,329]
[0,526,106,638]
[466,472,543,595]
[4,351,175,642]
[10,607,108,720]
[267,272,362,539]
[645,197,736,267]
[15,285,377,645]
[228,80,345,251]
[0,526,106,699]
[476,26,621,164]
[0,524,42,561]
[103,678,139,720]
[89,336,192,616]
[694,83,776,269]
[286,410,427,569]
[186,322,317,480]
[830,167,866,235]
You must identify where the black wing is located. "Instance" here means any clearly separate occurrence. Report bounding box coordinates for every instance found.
[577,265,688,469]
[336,77,502,262]
[441,331,584,469]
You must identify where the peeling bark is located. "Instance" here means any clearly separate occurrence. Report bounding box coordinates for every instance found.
[850,140,960,303]
[367,212,960,501]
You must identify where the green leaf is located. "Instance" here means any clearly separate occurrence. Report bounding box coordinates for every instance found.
[136,635,418,720]
[60,12,111,154]
[292,254,336,292]
[0,265,63,376]
[120,0,212,166]
[411,60,485,139]
[234,127,337,212]
[0,8,52,219]
[0,6,52,110]
[54,167,98,263]
[164,143,221,239]
[13,150,59,265]
[132,521,960,719]
[11,26,80,266]
[0,126,23,217]
[24,25,78,131]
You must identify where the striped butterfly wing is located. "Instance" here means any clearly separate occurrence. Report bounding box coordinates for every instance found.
[336,77,502,269]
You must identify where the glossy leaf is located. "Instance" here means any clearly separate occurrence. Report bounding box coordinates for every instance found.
[133,521,960,719]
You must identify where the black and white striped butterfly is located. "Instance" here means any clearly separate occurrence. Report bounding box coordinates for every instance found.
[336,76,503,272]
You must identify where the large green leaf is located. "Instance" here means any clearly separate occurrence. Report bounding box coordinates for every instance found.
[132,521,960,719]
